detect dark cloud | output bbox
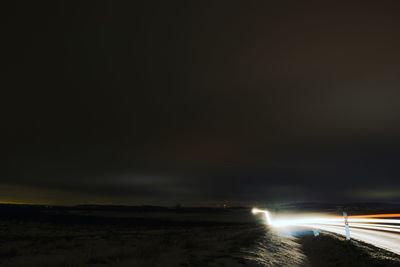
[2,1,400,205]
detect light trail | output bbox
[350,213,400,218]
[251,208,400,255]
[251,207,272,224]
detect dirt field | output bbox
[0,205,399,266]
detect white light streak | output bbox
[251,208,400,255]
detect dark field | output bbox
[0,205,399,266]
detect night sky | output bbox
[2,1,400,205]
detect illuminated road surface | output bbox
[306,224,400,255]
[252,208,400,255]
